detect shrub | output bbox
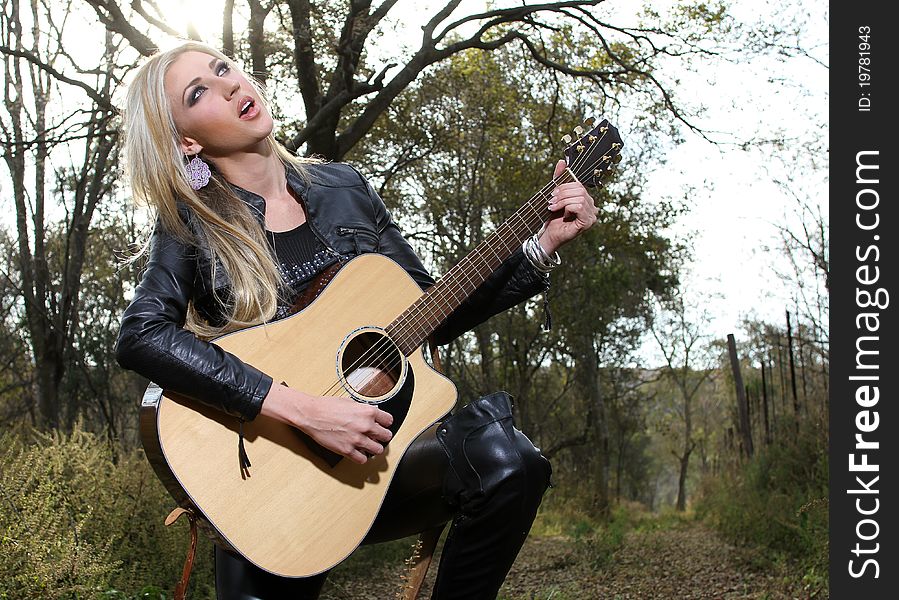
[0,425,215,599]
[694,422,828,594]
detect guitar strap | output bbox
[288,259,344,315]
[165,506,198,600]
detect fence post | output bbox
[727,334,754,457]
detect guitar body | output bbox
[140,254,457,577]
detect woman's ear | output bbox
[180,136,203,156]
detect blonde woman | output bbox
[116,42,597,599]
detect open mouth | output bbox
[239,97,256,118]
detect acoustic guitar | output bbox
[140,118,623,577]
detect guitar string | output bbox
[315,128,619,400]
[392,124,618,348]
[314,173,569,398]
[379,127,614,348]
[314,179,561,399]
[388,127,615,354]
[395,124,614,346]
[324,130,619,400]
[315,177,564,399]
[316,130,619,401]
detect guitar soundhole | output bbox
[340,330,405,403]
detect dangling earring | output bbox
[186,154,211,190]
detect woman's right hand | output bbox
[260,383,394,465]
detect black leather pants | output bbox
[215,391,552,600]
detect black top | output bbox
[264,222,335,320]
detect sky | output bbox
[637,0,828,359]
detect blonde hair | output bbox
[123,41,318,339]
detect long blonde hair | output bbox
[123,42,318,339]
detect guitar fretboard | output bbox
[385,169,577,355]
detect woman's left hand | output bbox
[538,160,598,255]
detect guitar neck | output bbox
[386,169,577,355]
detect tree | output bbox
[649,292,716,511]
[1,0,133,429]
[0,230,33,424]
[84,0,725,160]
[59,211,147,444]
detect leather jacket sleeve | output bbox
[114,216,273,421]
[360,171,550,347]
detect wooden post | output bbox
[777,335,787,414]
[767,354,776,442]
[727,334,754,457]
[786,310,801,427]
[795,312,810,411]
[761,362,770,445]
[745,384,754,450]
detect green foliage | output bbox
[694,421,828,595]
[572,502,662,571]
[0,425,215,599]
[633,505,693,533]
[533,497,647,571]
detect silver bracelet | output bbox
[533,234,561,267]
[522,234,561,273]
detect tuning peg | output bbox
[583,116,595,127]
[588,135,597,143]
[574,125,584,135]
[561,134,573,144]
[613,153,622,164]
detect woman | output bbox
[116,42,598,599]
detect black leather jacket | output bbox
[115,162,548,422]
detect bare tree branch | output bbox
[83,0,158,56]
[0,44,115,111]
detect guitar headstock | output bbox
[561,117,623,187]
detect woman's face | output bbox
[164,50,273,158]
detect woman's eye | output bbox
[189,86,206,105]
[187,62,229,106]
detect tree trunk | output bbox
[575,335,609,519]
[675,444,693,511]
[767,356,776,441]
[247,0,272,85]
[745,384,754,449]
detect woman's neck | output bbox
[212,148,288,202]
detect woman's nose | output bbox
[222,78,240,98]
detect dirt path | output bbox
[321,521,817,599]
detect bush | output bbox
[530,497,645,570]
[0,425,215,599]
[694,422,828,594]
